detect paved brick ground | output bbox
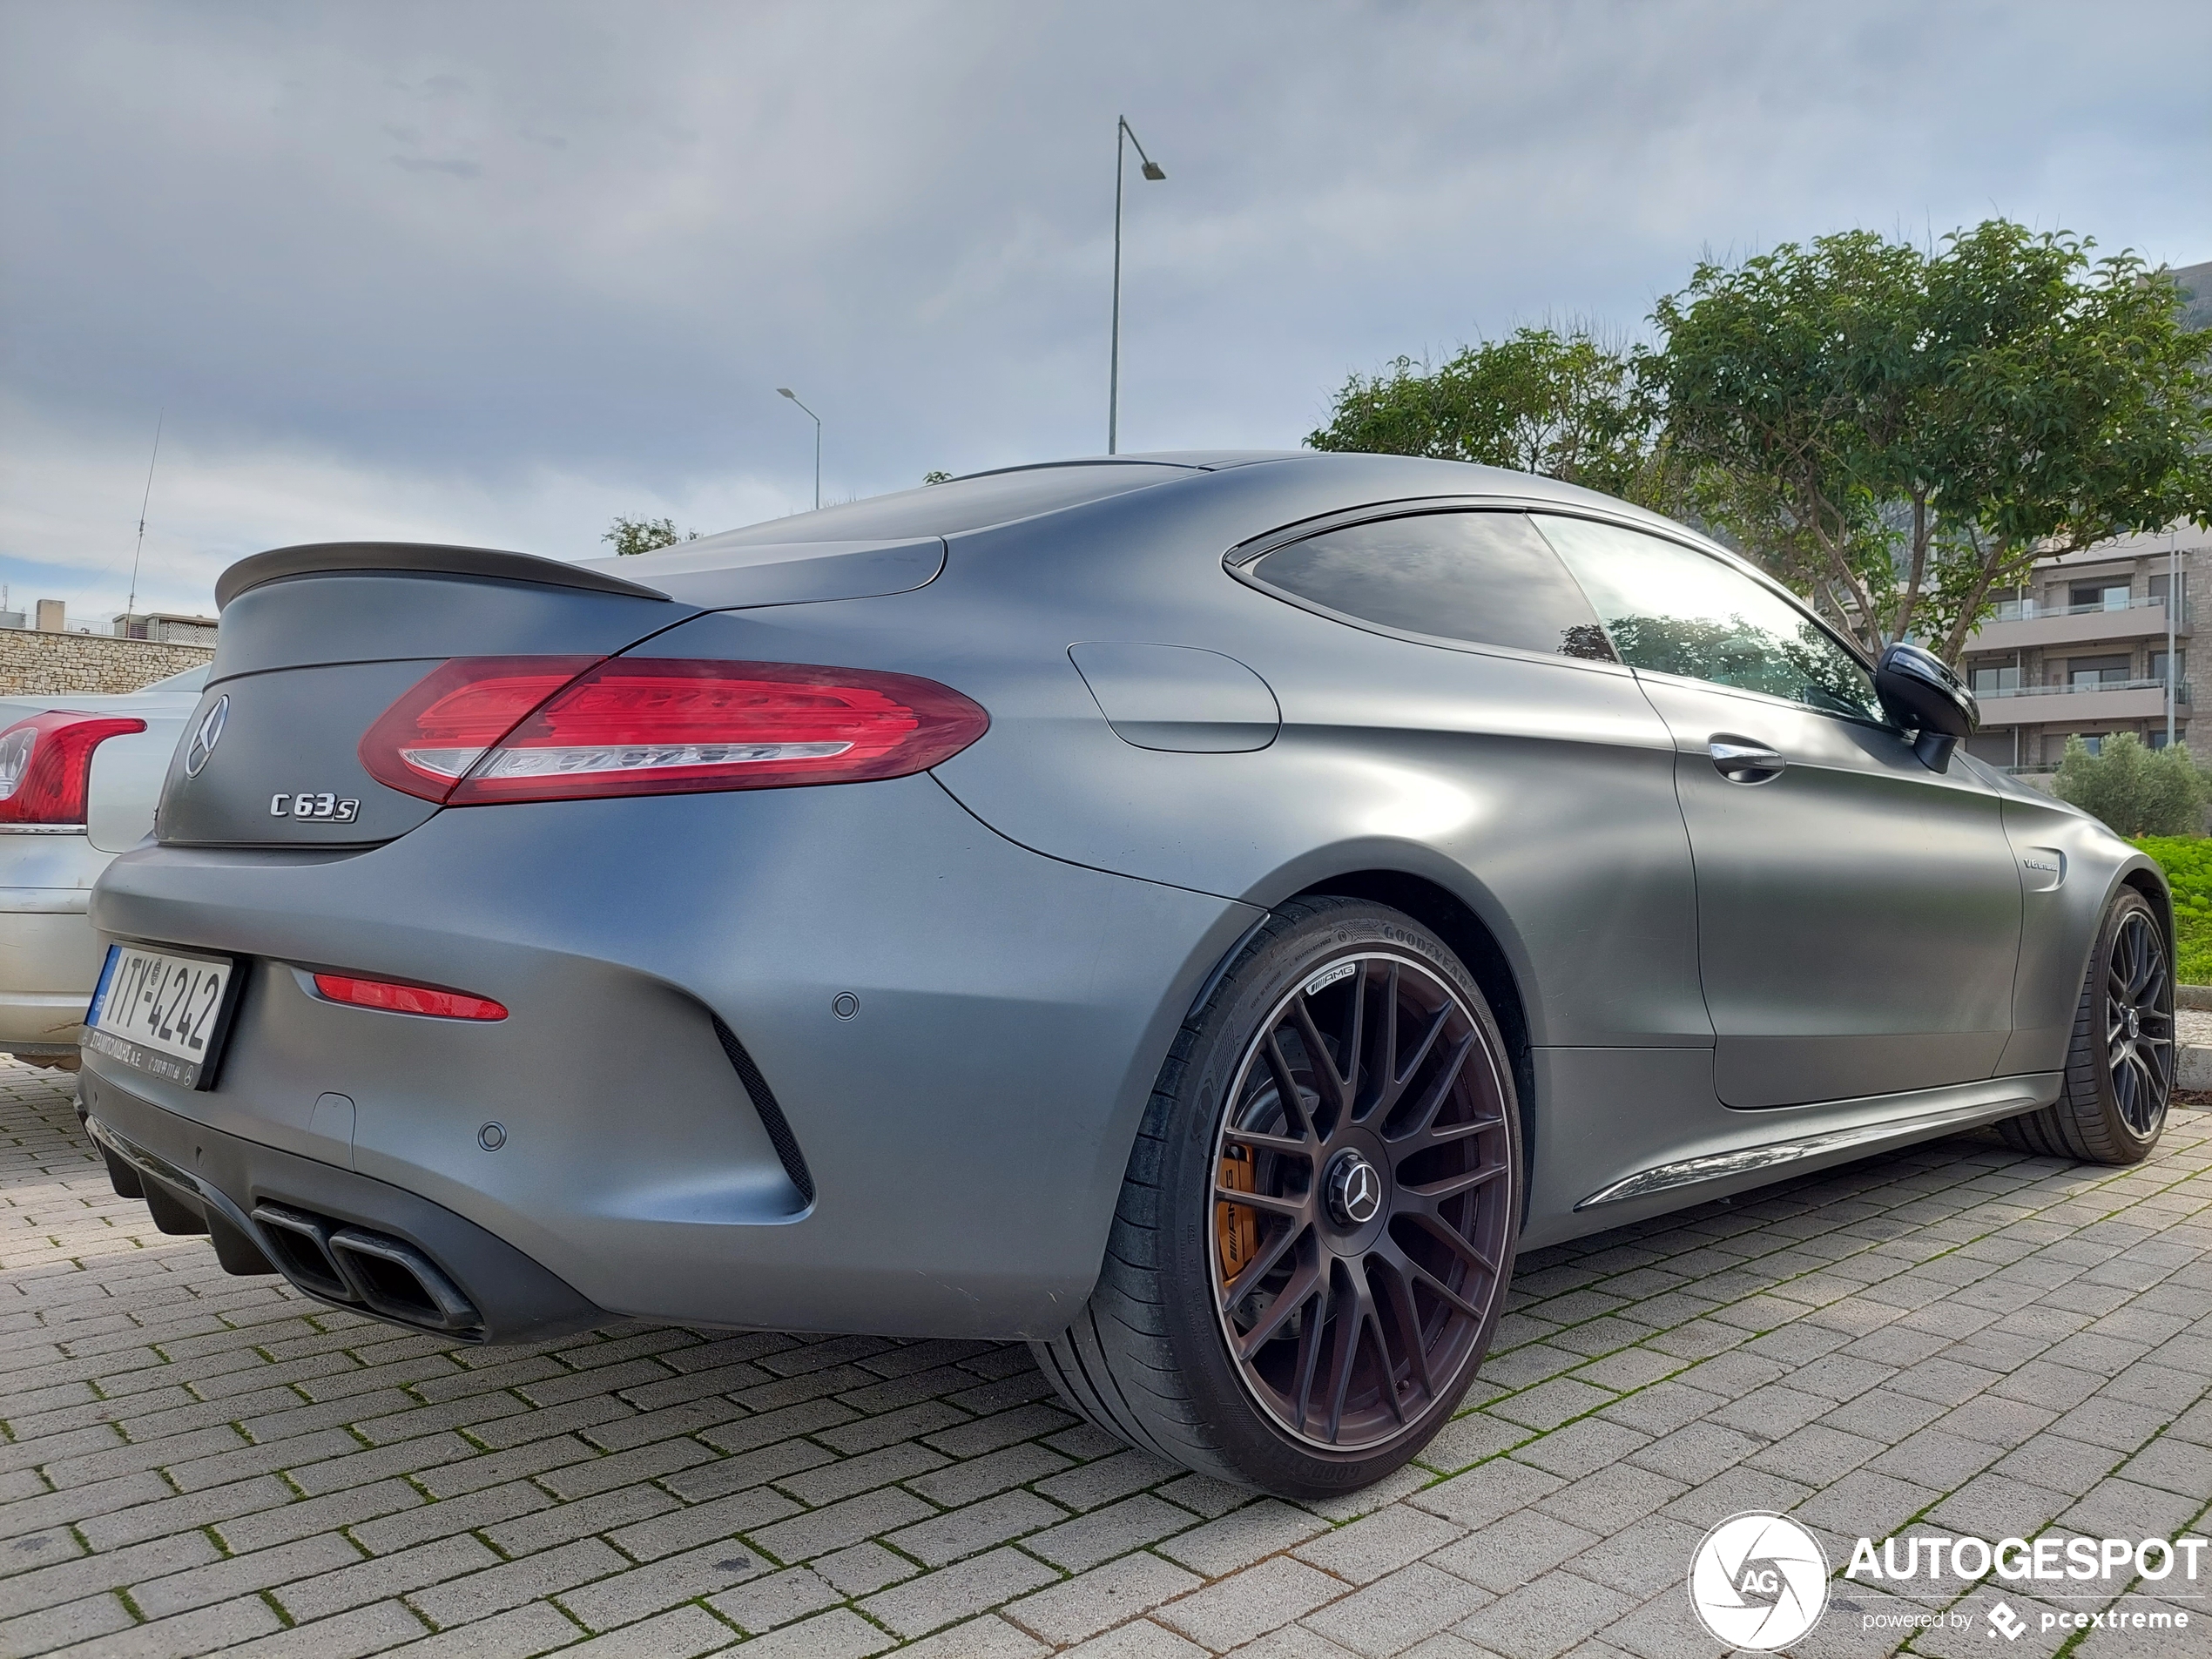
[3,1059,2208,1659]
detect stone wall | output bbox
[0,631,214,697]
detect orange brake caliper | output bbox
[1217,1145,1258,1284]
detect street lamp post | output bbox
[777,387,821,509]
[1108,116,1165,455]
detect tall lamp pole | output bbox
[777,387,821,509]
[1108,116,1165,455]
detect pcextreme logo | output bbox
[1688,1513,1831,1650]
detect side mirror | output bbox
[1876,642,1978,772]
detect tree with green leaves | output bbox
[602,516,698,556]
[1307,327,1657,502]
[2054,733,2209,837]
[1649,223,2212,659]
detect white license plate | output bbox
[84,944,239,1090]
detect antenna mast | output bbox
[125,412,163,631]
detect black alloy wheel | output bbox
[2001,887,2173,1165]
[1211,953,1514,1450]
[2102,907,2173,1136]
[1034,898,1523,1497]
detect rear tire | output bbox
[1034,898,1522,1497]
[2000,887,2172,1165]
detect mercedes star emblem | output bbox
[184,694,229,777]
[1326,1150,1383,1226]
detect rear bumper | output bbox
[0,893,104,1049]
[83,1071,603,1341]
[85,773,1255,1339]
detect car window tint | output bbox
[1252,512,1616,661]
[1532,514,1881,721]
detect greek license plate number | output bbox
[84,945,238,1089]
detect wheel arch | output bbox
[1283,867,1538,1216]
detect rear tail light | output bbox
[361,657,988,806]
[0,712,148,826]
[313,974,508,1021]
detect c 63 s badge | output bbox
[271,792,361,823]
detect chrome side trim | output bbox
[0,826,91,838]
[1575,1086,2048,1210]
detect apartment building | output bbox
[1958,527,2206,771]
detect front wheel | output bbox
[1034,898,1523,1497]
[2000,887,2173,1164]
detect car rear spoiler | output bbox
[215,543,673,610]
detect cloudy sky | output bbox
[2,1,2207,625]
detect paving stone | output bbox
[1155,1498,1332,1576]
[906,1440,1075,1507]
[898,1614,1051,1657]
[549,1602,737,1659]
[885,1488,1068,1567]
[273,1533,499,1623]
[812,1540,921,1596]
[1035,1447,1183,1512]
[379,1599,580,1657]
[604,1481,803,1561]
[721,1608,905,1657]
[405,1535,627,1627]
[1450,1567,1636,1659]
[558,1535,769,1630]
[1293,1503,1467,1585]
[1026,1493,1203,1574]
[708,1563,843,1633]
[221,1600,433,1659]
[1300,1559,1491,1657]
[1408,1458,1567,1531]
[860,1544,1062,1637]
[745,1484,938,1564]
[1153,1554,1348,1650]
[1003,1548,1204,1646]
[1429,1511,1600,1595]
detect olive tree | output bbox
[1307,326,1657,502]
[2054,734,2210,838]
[1649,223,2212,660]
[602,516,697,556]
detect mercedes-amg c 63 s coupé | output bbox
[78,452,2174,1496]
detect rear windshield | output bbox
[709,463,1195,546]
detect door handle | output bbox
[1710,738,1785,784]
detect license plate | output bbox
[84,944,242,1090]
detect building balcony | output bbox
[1966,595,2186,653]
[1974,678,2188,728]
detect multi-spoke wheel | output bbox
[2001,887,2172,1165]
[1034,898,1522,1496]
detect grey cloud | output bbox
[1,0,2207,601]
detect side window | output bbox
[1250,512,1616,662]
[1532,515,1883,722]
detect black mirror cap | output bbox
[1876,642,1978,739]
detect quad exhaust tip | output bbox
[89,1116,483,1338]
[249,1202,482,1334]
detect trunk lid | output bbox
[159,546,690,847]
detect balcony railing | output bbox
[1988,594,2183,623]
[1974,677,2189,703]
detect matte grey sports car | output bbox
[80,452,2174,1497]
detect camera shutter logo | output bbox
[184,695,228,777]
[1688,1512,1830,1650]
